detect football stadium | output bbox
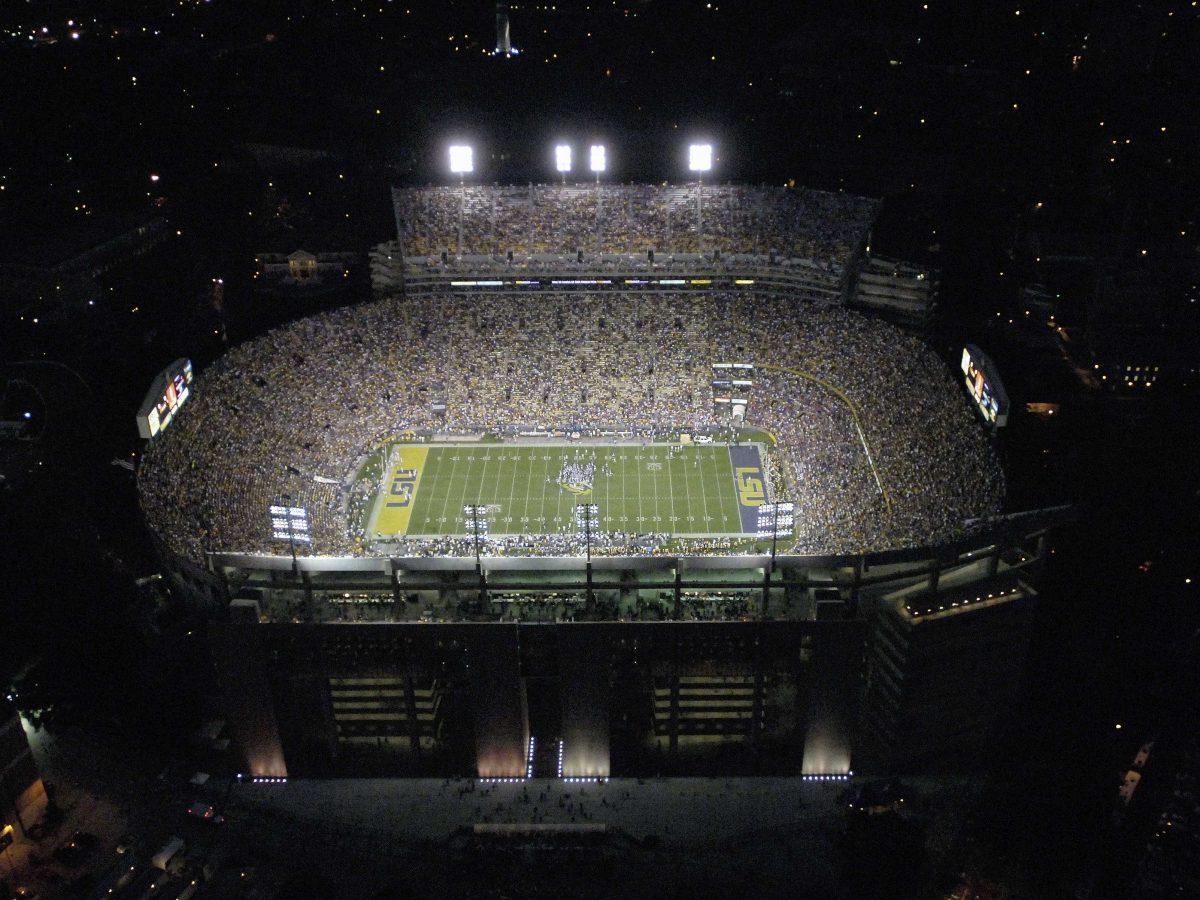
[138,171,1066,781]
[139,180,1003,563]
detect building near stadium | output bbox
[138,181,1067,781]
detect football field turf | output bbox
[367,443,764,539]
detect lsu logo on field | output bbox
[391,475,420,504]
[374,446,429,537]
[557,460,595,496]
[385,467,419,508]
[734,466,765,507]
[386,478,414,508]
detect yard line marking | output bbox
[635,444,643,531]
[685,448,696,530]
[477,448,492,524]
[504,444,521,534]
[665,445,677,536]
[520,447,534,525]
[535,448,550,534]
[455,449,475,538]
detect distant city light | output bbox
[688,143,713,172]
[448,144,474,174]
[149,173,160,182]
[589,144,606,173]
[555,144,572,173]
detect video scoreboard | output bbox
[961,345,1009,428]
[136,358,194,439]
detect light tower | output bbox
[757,501,794,615]
[575,503,601,611]
[448,144,474,256]
[688,143,713,255]
[555,144,572,185]
[590,144,606,252]
[464,504,490,608]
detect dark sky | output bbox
[2,1,1196,195]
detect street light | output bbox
[688,143,713,254]
[555,144,572,184]
[448,144,474,255]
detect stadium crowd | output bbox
[391,184,877,271]
[139,287,1004,562]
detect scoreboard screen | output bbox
[960,345,1009,427]
[137,358,194,439]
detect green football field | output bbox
[367,443,763,539]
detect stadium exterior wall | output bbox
[212,619,870,780]
[189,508,1071,779]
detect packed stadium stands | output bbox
[138,290,1004,562]
[391,184,878,268]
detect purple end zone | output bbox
[727,443,766,533]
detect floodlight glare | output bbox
[555,144,572,173]
[688,143,713,172]
[589,144,606,173]
[448,144,474,174]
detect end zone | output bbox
[369,445,430,537]
[728,444,766,532]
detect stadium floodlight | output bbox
[756,502,795,539]
[757,500,793,613]
[270,504,312,543]
[448,145,474,255]
[271,498,310,575]
[448,144,474,174]
[463,504,490,607]
[574,504,601,532]
[555,144,572,173]
[575,503,601,603]
[590,145,607,250]
[688,143,713,172]
[688,143,713,254]
[463,504,490,532]
[589,144,606,173]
